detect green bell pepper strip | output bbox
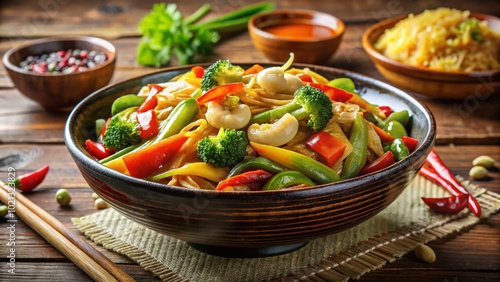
[383,120,408,139]
[227,157,288,178]
[340,114,368,179]
[327,77,356,93]
[148,162,228,183]
[390,138,410,161]
[250,141,341,184]
[262,171,315,191]
[111,94,146,117]
[385,110,410,127]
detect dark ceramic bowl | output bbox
[65,64,435,257]
[2,36,116,111]
[362,13,500,99]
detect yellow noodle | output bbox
[375,7,500,71]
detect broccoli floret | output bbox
[251,85,333,132]
[201,59,244,91]
[197,128,249,167]
[102,109,142,151]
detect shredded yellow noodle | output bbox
[375,7,500,71]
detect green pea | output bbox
[0,205,8,218]
[384,120,408,139]
[55,189,72,207]
[390,138,410,161]
[385,110,410,127]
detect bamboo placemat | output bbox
[73,175,500,282]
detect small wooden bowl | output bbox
[65,63,435,258]
[248,9,345,64]
[362,14,500,100]
[2,36,116,111]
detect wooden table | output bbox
[0,0,499,281]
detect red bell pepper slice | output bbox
[191,66,205,78]
[122,133,188,178]
[421,194,468,214]
[297,73,314,82]
[13,165,50,192]
[307,82,353,102]
[196,82,244,105]
[243,64,264,75]
[420,150,481,217]
[370,123,395,144]
[359,151,395,176]
[305,131,346,167]
[402,136,419,152]
[215,169,273,191]
[137,84,162,113]
[136,109,159,140]
[100,117,111,140]
[378,105,393,117]
[85,139,115,160]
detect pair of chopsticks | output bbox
[0,181,135,282]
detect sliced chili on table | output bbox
[421,194,469,214]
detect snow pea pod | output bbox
[340,114,368,179]
[262,171,315,191]
[383,120,408,139]
[111,94,146,116]
[385,110,410,127]
[390,138,410,161]
[227,157,288,178]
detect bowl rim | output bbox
[2,35,117,77]
[361,13,500,80]
[65,63,436,199]
[248,8,345,43]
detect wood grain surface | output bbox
[0,0,499,281]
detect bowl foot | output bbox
[187,241,309,258]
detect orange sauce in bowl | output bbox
[262,23,336,40]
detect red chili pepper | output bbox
[359,151,395,176]
[307,82,353,102]
[401,136,419,152]
[122,133,188,178]
[243,64,264,75]
[421,194,469,214]
[370,123,395,144]
[13,165,50,192]
[419,150,481,217]
[191,66,205,78]
[196,82,244,105]
[85,139,115,160]
[137,84,162,113]
[136,109,159,140]
[378,105,393,117]
[215,169,273,191]
[306,131,346,167]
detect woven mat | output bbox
[73,175,500,282]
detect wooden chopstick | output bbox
[0,181,135,282]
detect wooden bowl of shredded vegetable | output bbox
[65,60,435,257]
[362,8,500,99]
